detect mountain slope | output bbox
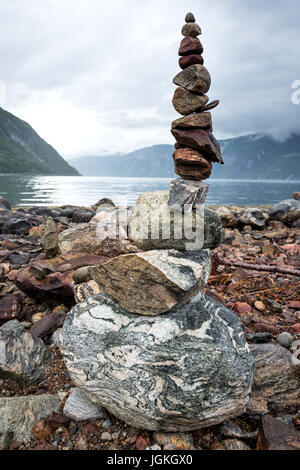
[0,107,79,175]
[69,134,300,180]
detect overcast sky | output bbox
[1,0,300,158]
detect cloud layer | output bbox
[1,0,300,157]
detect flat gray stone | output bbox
[0,320,52,385]
[63,387,108,422]
[60,291,254,432]
[0,394,59,448]
[169,179,209,209]
[128,191,224,251]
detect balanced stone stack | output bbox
[170,12,223,208]
[60,14,254,433]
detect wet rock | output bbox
[0,394,59,449]
[268,199,300,223]
[90,249,211,315]
[222,439,251,450]
[63,388,108,422]
[61,291,254,432]
[179,54,204,69]
[181,22,202,37]
[277,332,293,349]
[43,218,59,259]
[239,208,269,229]
[172,112,212,131]
[129,191,224,251]
[169,178,209,209]
[173,148,212,180]
[179,36,203,56]
[172,87,209,115]
[0,292,25,325]
[247,344,300,415]
[173,65,211,94]
[215,207,238,228]
[0,320,51,384]
[257,415,300,450]
[171,128,223,164]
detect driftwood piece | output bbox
[214,254,300,277]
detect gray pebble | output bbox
[277,332,293,349]
[102,419,113,430]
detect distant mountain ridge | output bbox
[69,133,300,180]
[0,107,79,175]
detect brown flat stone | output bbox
[172,112,212,131]
[179,54,204,69]
[173,148,212,180]
[179,37,203,56]
[202,100,220,112]
[171,128,223,164]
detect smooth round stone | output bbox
[179,54,204,69]
[185,12,196,23]
[182,23,202,37]
[60,291,255,431]
[179,37,203,57]
[277,333,293,349]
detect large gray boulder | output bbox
[90,249,211,315]
[128,191,224,251]
[268,199,300,223]
[60,292,254,432]
[0,320,51,385]
[0,394,59,449]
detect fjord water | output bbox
[0,174,299,207]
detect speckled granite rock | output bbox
[128,191,224,251]
[60,292,254,431]
[0,394,59,448]
[0,320,51,385]
[89,249,211,315]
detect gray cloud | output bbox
[0,0,299,157]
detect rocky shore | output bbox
[0,192,299,451]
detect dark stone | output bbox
[185,12,196,23]
[3,219,32,236]
[0,293,25,325]
[179,54,204,69]
[72,209,95,224]
[8,252,30,265]
[171,128,223,164]
[0,197,11,212]
[202,100,220,112]
[246,333,273,344]
[30,312,67,339]
[257,415,300,450]
[179,37,203,56]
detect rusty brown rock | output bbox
[179,54,204,69]
[257,415,300,450]
[173,65,211,93]
[172,88,209,116]
[30,311,67,339]
[0,292,25,325]
[173,149,212,180]
[171,128,223,164]
[172,112,212,131]
[202,100,220,112]
[179,37,203,56]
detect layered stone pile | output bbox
[60,13,255,432]
[170,12,223,207]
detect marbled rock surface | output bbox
[128,191,224,251]
[90,249,211,315]
[0,394,59,448]
[60,292,254,431]
[0,320,51,384]
[247,344,300,415]
[169,179,209,209]
[173,65,211,94]
[172,112,212,131]
[172,87,209,116]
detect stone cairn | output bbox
[60,14,254,432]
[169,12,223,209]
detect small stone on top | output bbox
[185,12,196,23]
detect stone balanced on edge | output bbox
[60,13,254,432]
[169,12,223,208]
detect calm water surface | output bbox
[0,175,299,207]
